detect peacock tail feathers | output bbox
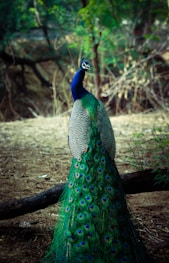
[42,59,150,263]
[42,121,139,263]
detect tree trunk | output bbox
[92,42,102,100]
[80,0,102,100]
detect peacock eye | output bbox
[85,224,89,229]
[80,164,85,170]
[75,172,80,178]
[79,199,85,206]
[96,141,101,146]
[89,185,95,192]
[83,185,87,190]
[85,195,92,202]
[80,172,84,178]
[75,187,81,194]
[75,243,80,249]
[68,197,73,203]
[101,156,105,163]
[120,256,128,262]
[86,255,92,260]
[101,196,109,204]
[104,234,111,243]
[68,182,73,188]
[77,213,84,220]
[65,206,70,213]
[74,162,80,169]
[97,167,103,174]
[89,204,94,210]
[110,248,116,254]
[107,186,113,193]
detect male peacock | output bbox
[42,59,150,263]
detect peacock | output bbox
[42,58,150,263]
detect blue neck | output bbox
[71,69,89,101]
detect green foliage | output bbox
[76,0,168,59]
[0,0,168,120]
[126,126,169,184]
[0,1,36,49]
[0,0,81,51]
[79,0,119,30]
[77,0,121,58]
[154,168,169,185]
[0,0,168,57]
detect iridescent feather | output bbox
[42,59,150,263]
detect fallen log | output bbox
[0,169,168,220]
[121,168,169,194]
[0,183,65,221]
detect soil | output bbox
[0,110,169,263]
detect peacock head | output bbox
[80,58,90,71]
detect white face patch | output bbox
[81,61,90,70]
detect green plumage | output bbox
[42,61,150,263]
[42,97,146,263]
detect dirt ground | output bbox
[0,110,169,263]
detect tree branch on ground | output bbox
[0,169,168,220]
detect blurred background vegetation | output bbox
[0,0,169,121]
